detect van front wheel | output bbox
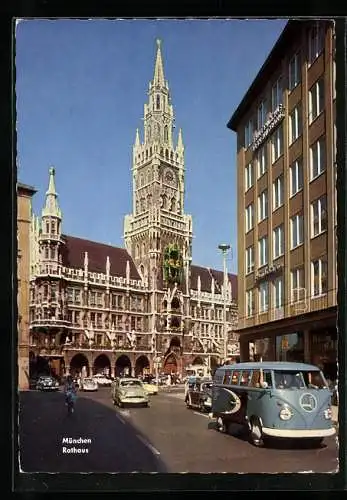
[250,418,264,447]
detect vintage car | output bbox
[111,377,149,407]
[93,374,112,387]
[80,377,98,392]
[36,375,60,391]
[185,377,213,412]
[142,376,159,395]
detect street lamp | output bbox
[218,244,231,364]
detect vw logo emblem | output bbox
[300,393,317,412]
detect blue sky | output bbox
[16,18,287,273]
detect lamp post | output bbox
[218,244,231,364]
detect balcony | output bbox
[30,318,71,329]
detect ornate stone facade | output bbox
[29,40,238,379]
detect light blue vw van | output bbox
[211,361,336,447]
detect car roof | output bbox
[217,362,320,371]
[120,378,141,382]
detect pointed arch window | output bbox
[156,95,160,110]
[51,220,56,235]
[135,244,140,258]
[164,125,168,142]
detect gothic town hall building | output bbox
[28,40,238,379]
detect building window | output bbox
[258,236,268,267]
[257,145,267,178]
[273,175,284,210]
[244,119,253,148]
[310,136,326,179]
[308,24,325,65]
[259,282,269,313]
[290,157,303,196]
[290,213,304,249]
[90,291,96,306]
[156,94,160,110]
[289,53,301,91]
[245,246,254,274]
[311,257,328,296]
[44,247,49,259]
[257,100,267,129]
[164,125,168,141]
[273,277,284,308]
[309,79,325,124]
[271,125,283,163]
[272,76,283,111]
[246,290,254,317]
[245,162,254,191]
[51,221,56,235]
[273,225,284,259]
[245,203,254,232]
[289,104,302,144]
[291,267,305,302]
[311,196,327,237]
[258,190,268,222]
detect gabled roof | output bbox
[191,264,238,300]
[61,235,141,280]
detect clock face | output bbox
[164,168,176,185]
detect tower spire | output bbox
[153,38,165,86]
[177,128,184,153]
[42,166,61,218]
[135,128,140,147]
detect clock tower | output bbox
[124,39,193,294]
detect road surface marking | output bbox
[115,413,126,425]
[136,434,161,455]
[193,411,210,418]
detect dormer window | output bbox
[156,95,160,110]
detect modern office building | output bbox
[227,20,337,379]
[18,182,37,389]
[28,40,238,380]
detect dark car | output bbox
[185,377,213,412]
[36,375,60,391]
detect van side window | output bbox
[264,370,273,388]
[240,370,251,386]
[223,370,232,384]
[250,370,261,387]
[231,371,240,385]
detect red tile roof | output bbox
[61,235,141,280]
[191,265,238,300]
[60,235,238,300]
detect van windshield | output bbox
[274,370,328,390]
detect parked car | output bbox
[111,377,149,407]
[80,377,98,392]
[36,375,60,391]
[185,377,212,412]
[142,376,158,395]
[93,374,112,387]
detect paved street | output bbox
[19,387,339,473]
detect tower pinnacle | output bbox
[42,166,62,218]
[153,38,165,86]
